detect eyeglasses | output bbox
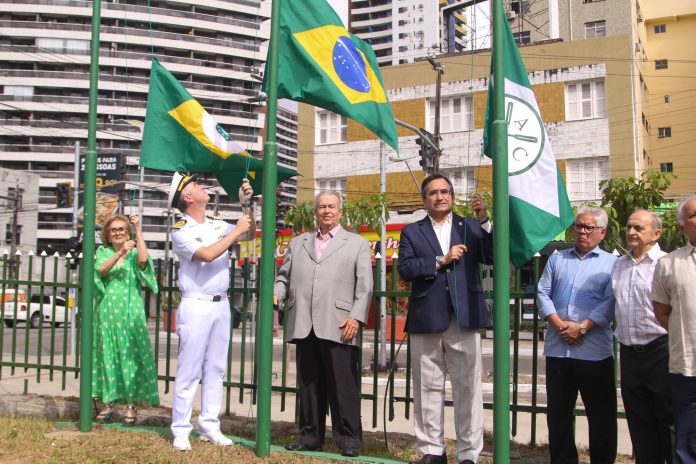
[573,223,602,233]
[108,227,128,235]
[426,188,453,198]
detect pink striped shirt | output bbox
[315,225,342,260]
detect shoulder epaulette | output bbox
[172,219,187,230]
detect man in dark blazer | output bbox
[398,174,493,464]
[274,190,373,457]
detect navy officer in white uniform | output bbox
[168,172,255,451]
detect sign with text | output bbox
[77,153,122,227]
[238,225,406,264]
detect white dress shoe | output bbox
[199,430,233,447]
[173,435,192,451]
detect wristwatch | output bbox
[579,321,587,335]
[436,255,444,267]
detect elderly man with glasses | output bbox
[537,205,618,464]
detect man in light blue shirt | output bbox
[537,206,617,464]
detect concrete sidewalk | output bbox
[0,347,635,461]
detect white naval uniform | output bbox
[170,214,235,438]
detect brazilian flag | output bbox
[141,58,296,196]
[264,0,399,151]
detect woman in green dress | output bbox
[93,214,160,425]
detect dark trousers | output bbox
[620,336,673,464]
[669,373,696,464]
[295,330,362,451]
[546,356,617,464]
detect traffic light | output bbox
[416,130,435,172]
[55,182,73,208]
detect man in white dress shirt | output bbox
[653,195,696,463]
[611,209,672,463]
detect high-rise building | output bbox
[0,0,275,258]
[348,0,470,65]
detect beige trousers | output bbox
[410,316,483,462]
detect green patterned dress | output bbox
[92,245,160,406]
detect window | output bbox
[664,95,670,103]
[565,80,606,120]
[658,127,671,138]
[5,224,22,246]
[566,158,608,201]
[654,24,666,34]
[655,59,668,70]
[3,85,34,98]
[316,111,347,144]
[510,0,530,14]
[445,169,476,196]
[428,96,473,133]
[316,178,346,195]
[642,113,649,132]
[36,37,89,52]
[660,162,673,172]
[513,31,531,45]
[585,20,606,38]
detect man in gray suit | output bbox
[273,190,373,457]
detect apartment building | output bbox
[296,33,639,214]
[348,0,469,65]
[637,0,696,198]
[0,0,282,258]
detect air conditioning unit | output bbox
[506,11,517,20]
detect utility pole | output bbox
[8,182,22,279]
[73,141,80,239]
[427,56,444,173]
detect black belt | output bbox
[181,292,227,302]
[621,335,668,353]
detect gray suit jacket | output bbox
[274,227,373,346]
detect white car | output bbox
[1,289,29,328]
[29,294,70,328]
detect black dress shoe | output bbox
[409,454,448,464]
[285,443,322,452]
[341,448,360,457]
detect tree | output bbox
[452,191,493,218]
[599,171,679,252]
[283,193,388,236]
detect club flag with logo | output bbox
[482,20,573,267]
[264,0,398,151]
[141,58,296,196]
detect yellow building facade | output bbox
[638,0,696,198]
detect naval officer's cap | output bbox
[168,172,198,209]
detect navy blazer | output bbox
[397,213,493,333]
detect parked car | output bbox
[29,294,69,328]
[1,289,29,328]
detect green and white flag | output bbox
[141,58,296,196]
[482,20,573,267]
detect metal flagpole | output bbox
[491,0,511,460]
[79,0,102,432]
[255,0,281,456]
